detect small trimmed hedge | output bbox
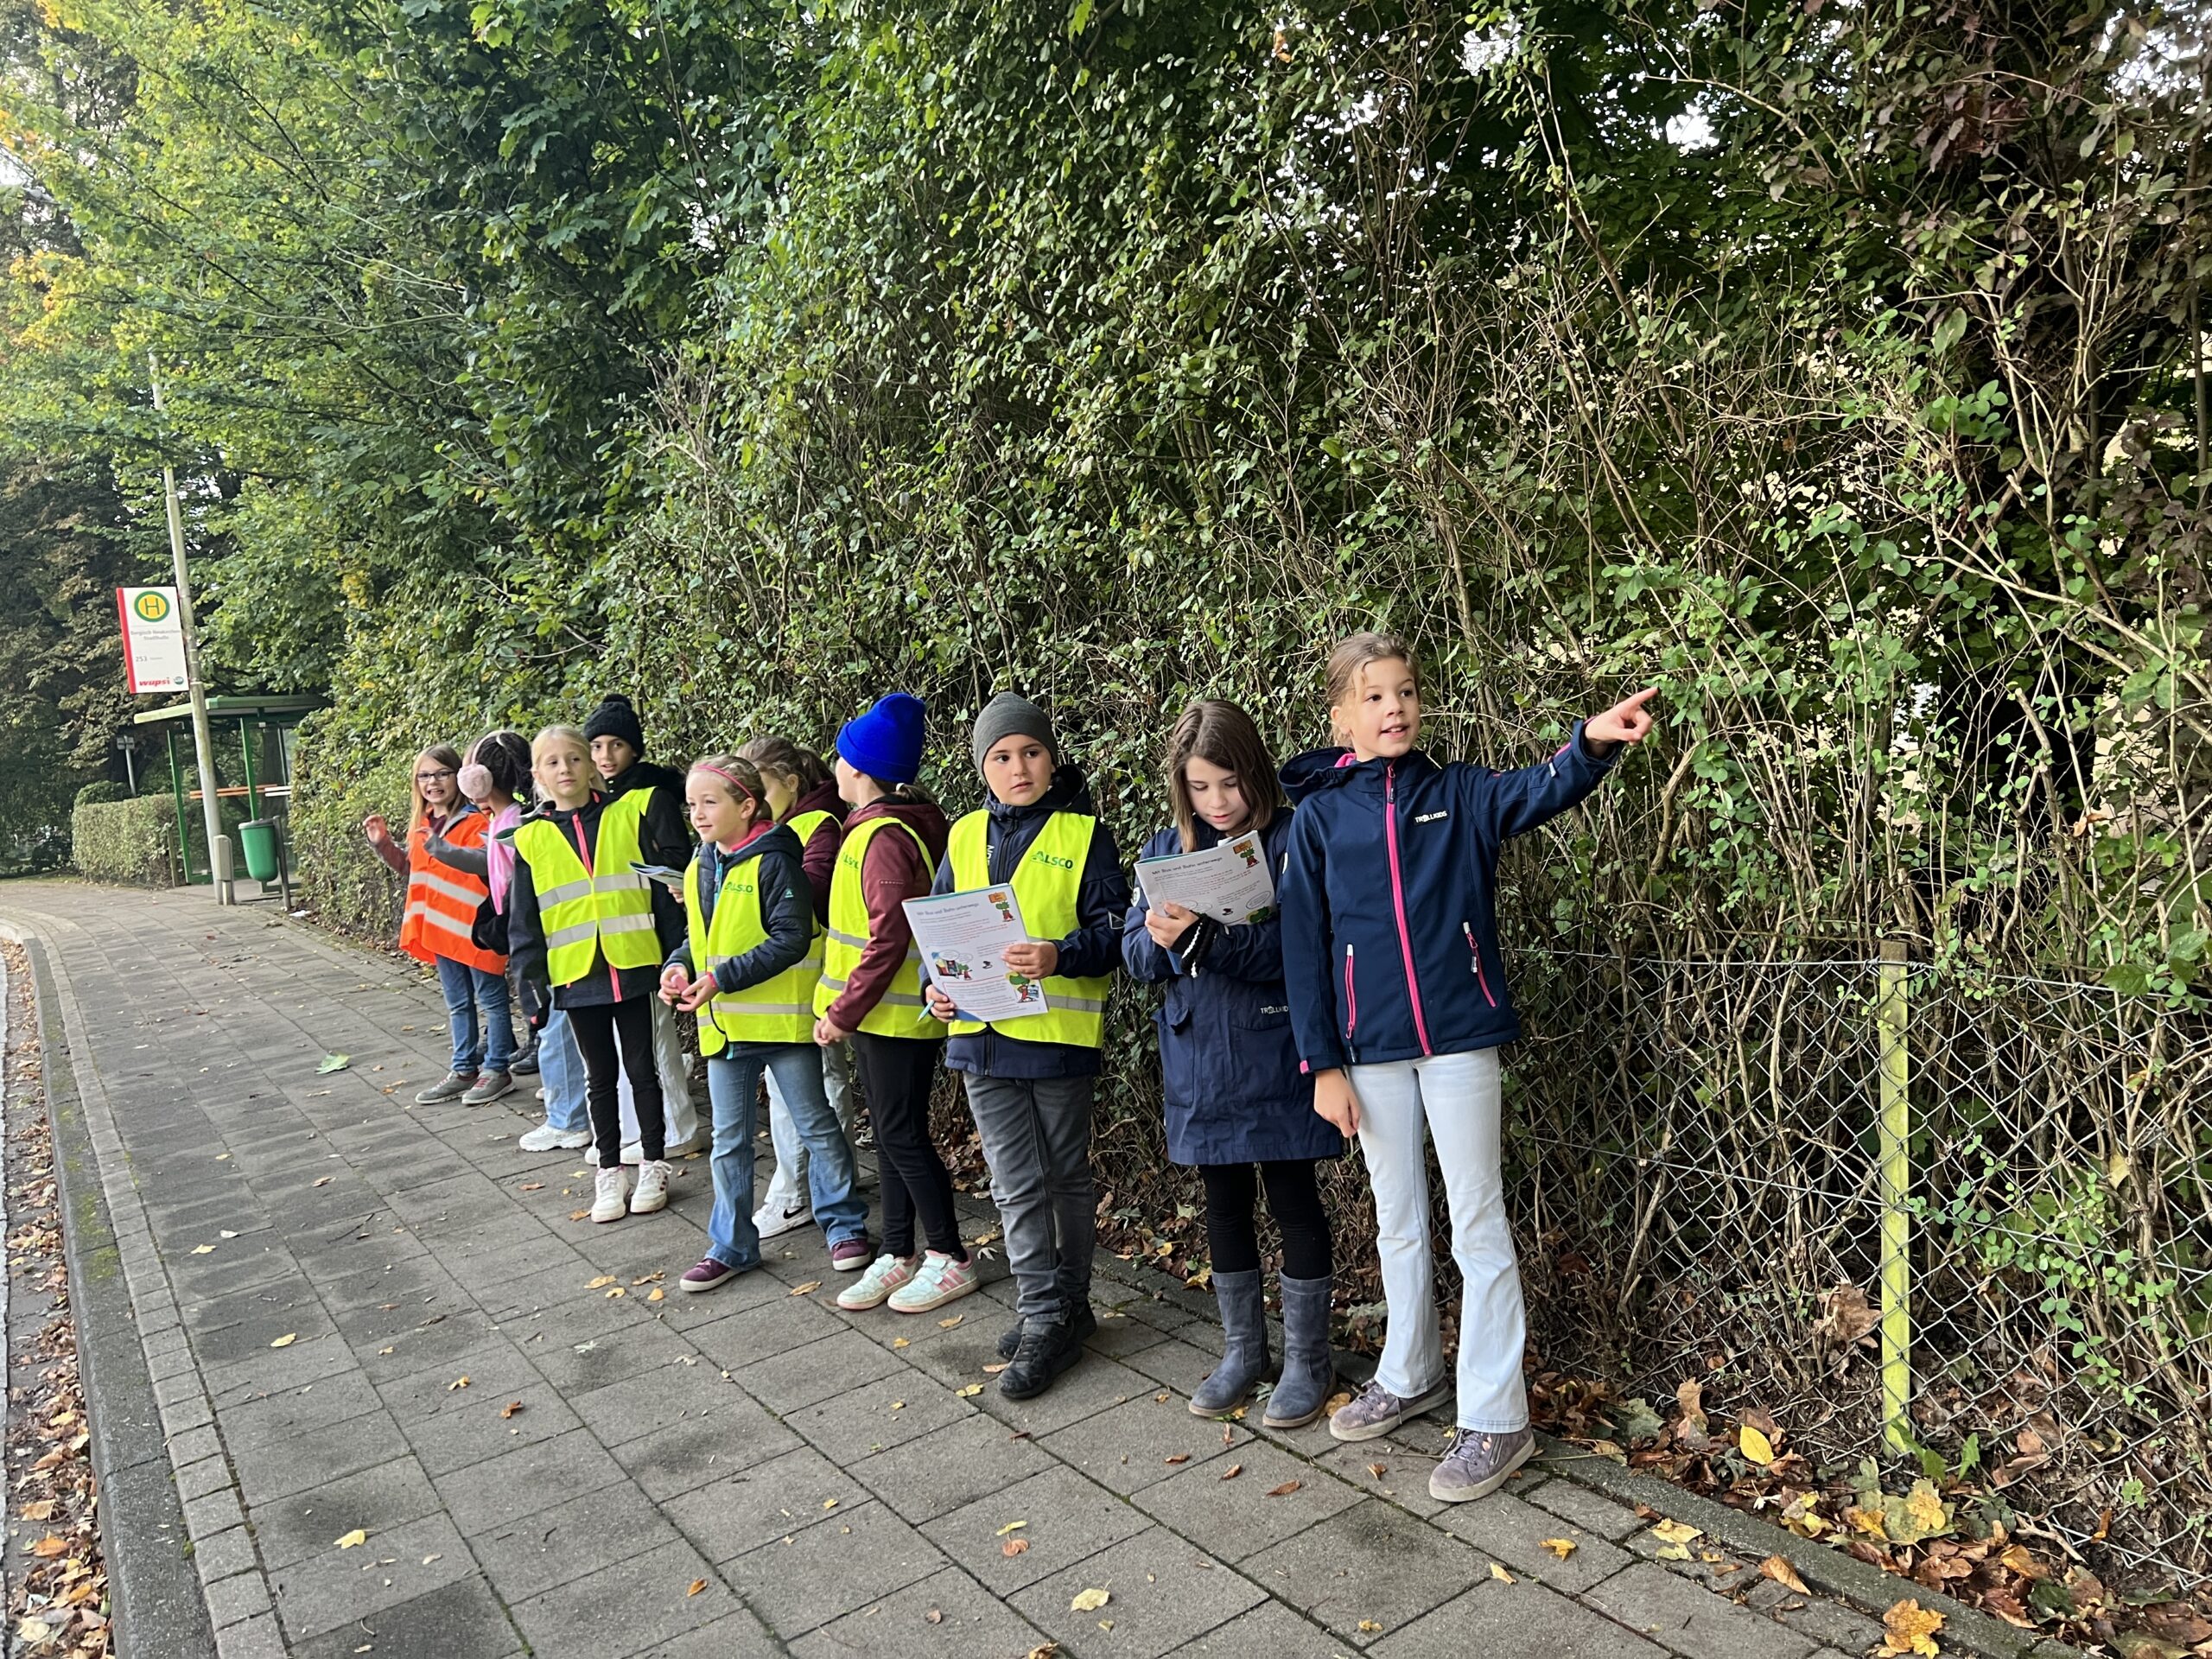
[71,795,181,887]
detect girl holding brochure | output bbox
[923,693,1129,1401]
[1122,700,1344,1426]
[1278,632,1655,1501]
[661,753,870,1290]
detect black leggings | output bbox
[567,997,664,1168]
[850,1033,966,1262]
[1199,1160,1332,1281]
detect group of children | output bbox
[369,639,1656,1504]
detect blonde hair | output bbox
[688,753,766,816]
[1165,701,1284,852]
[531,724,590,766]
[1325,632,1420,709]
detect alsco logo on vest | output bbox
[1030,850,1076,870]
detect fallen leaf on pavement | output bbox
[687,1579,708,1597]
[995,1521,1028,1535]
[20,1501,54,1522]
[335,1529,367,1548]
[892,1338,910,1349]
[587,1275,616,1289]
[957,1383,983,1397]
[1760,1556,1809,1594]
[1164,1453,1190,1465]
[519,1183,543,1192]
[1219,1464,1243,1481]
[30,1536,67,1558]
[790,1281,822,1297]
[1878,1599,1945,1656]
[938,1315,963,1329]
[317,1054,350,1074]
[1357,1619,1382,1633]
[312,1176,333,1187]
[1266,1480,1302,1497]
[1541,1538,1578,1560]
[192,1244,215,1255]
[499,1401,524,1419]
[1491,1562,1516,1583]
[1739,1424,1776,1465]
[269,1333,297,1348]
[1002,1538,1031,1557]
[983,1362,1009,1374]
[1649,1519,1701,1546]
[448,1376,470,1390]
[1069,1588,1109,1612]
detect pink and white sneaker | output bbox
[887,1252,978,1314]
[836,1254,916,1310]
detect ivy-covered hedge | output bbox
[70,795,180,887]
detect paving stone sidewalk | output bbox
[2,880,1920,1659]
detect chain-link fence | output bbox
[1508,945,2212,1586]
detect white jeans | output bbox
[1351,1047,1529,1432]
[762,1039,856,1214]
[615,996,700,1154]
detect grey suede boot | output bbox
[1262,1272,1336,1428]
[1189,1269,1270,1416]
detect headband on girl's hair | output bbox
[690,763,757,805]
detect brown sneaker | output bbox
[1427,1426,1535,1502]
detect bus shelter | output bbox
[131,694,326,891]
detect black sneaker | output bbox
[996,1300,1096,1359]
[998,1319,1083,1401]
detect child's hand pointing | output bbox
[1583,687,1659,757]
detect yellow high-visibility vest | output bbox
[814,815,938,1038]
[944,810,1109,1048]
[512,794,658,986]
[683,848,823,1051]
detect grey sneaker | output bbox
[1427,1426,1535,1502]
[1327,1376,1451,1443]
[461,1071,514,1105]
[413,1071,474,1104]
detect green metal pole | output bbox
[167,727,194,883]
[239,716,257,813]
[1878,938,1913,1454]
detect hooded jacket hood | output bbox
[986,762,1095,824]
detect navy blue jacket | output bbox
[663,824,815,998]
[931,765,1128,1079]
[1278,728,1616,1071]
[1123,812,1344,1166]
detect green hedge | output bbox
[70,796,181,887]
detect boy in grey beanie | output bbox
[969,692,1058,773]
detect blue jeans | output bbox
[537,1007,588,1133]
[706,1044,867,1270]
[434,955,515,1075]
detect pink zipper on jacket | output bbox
[1383,764,1433,1054]
[1463,921,1498,1007]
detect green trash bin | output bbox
[238,817,284,883]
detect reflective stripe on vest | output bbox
[512,794,660,986]
[399,813,505,974]
[812,815,938,1038]
[684,850,823,1052]
[944,810,1111,1047]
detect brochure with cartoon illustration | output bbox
[901,886,1051,1023]
[1132,831,1276,925]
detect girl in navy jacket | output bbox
[1278,632,1655,1502]
[1123,701,1344,1427]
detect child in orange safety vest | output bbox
[363,743,518,1106]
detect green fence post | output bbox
[167,726,196,883]
[1878,938,1913,1454]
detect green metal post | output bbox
[1877,939,1913,1454]
[239,716,257,815]
[167,726,196,883]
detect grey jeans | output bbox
[962,1073,1096,1325]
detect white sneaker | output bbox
[591,1166,632,1223]
[535,1086,548,1102]
[518,1122,592,1154]
[836,1254,917,1311]
[753,1200,813,1240]
[629,1160,672,1216]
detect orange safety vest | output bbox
[399,810,505,973]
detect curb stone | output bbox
[1527,1431,2051,1659]
[3,923,222,1659]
